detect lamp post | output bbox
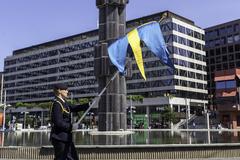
[185,97,189,130]
[164,92,174,129]
[22,112,29,129]
[129,95,136,129]
[2,104,6,131]
[130,95,133,129]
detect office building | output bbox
[0,72,4,104]
[4,11,207,127]
[205,19,240,128]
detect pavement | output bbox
[1,158,240,160]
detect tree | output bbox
[38,102,52,109]
[127,95,144,102]
[161,106,176,128]
[77,98,90,105]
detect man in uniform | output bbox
[50,83,89,160]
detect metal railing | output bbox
[1,144,240,159]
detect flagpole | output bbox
[75,71,119,125]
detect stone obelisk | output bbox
[94,0,129,131]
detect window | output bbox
[186,28,193,36]
[216,56,221,63]
[173,35,178,42]
[210,65,215,71]
[226,80,236,88]
[229,54,234,61]
[196,64,202,70]
[216,64,221,70]
[187,51,194,58]
[190,82,195,88]
[236,53,240,60]
[178,25,185,34]
[234,34,240,42]
[195,54,202,61]
[235,44,240,51]
[180,70,187,77]
[229,62,235,68]
[227,36,234,44]
[165,35,173,43]
[187,40,194,48]
[178,36,186,45]
[220,37,226,45]
[216,48,221,55]
[216,80,236,89]
[222,55,228,61]
[214,38,221,46]
[222,63,228,69]
[195,42,202,50]
[228,46,234,53]
[196,73,203,80]
[194,31,201,39]
[219,27,226,35]
[226,26,233,34]
[188,71,195,78]
[179,48,187,56]
[210,49,215,56]
[234,24,240,32]
[161,22,173,32]
[237,61,240,67]
[172,23,178,31]
[237,115,240,126]
[222,47,227,54]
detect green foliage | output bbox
[22,103,36,109]
[67,99,78,105]
[161,106,176,123]
[15,102,51,109]
[127,95,144,102]
[25,114,33,127]
[15,102,24,108]
[38,102,52,109]
[5,115,11,125]
[78,98,90,105]
[14,97,91,109]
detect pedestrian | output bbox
[192,121,196,129]
[50,83,89,160]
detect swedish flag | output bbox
[108,21,174,80]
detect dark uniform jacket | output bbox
[50,97,89,142]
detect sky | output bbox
[0,0,239,72]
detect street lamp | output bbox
[129,95,136,129]
[130,95,133,129]
[23,112,29,129]
[164,92,174,129]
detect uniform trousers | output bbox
[51,138,79,160]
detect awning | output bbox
[216,90,237,97]
[214,75,235,81]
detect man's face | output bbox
[58,89,68,99]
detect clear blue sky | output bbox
[0,0,239,71]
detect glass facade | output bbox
[205,19,240,96]
[4,11,207,107]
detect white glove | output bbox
[72,123,79,130]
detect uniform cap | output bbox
[53,83,68,90]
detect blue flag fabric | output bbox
[107,21,174,79]
[107,36,128,73]
[138,22,174,68]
